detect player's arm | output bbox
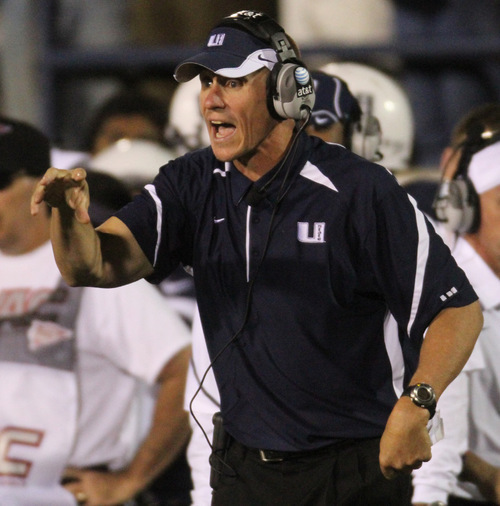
[121,344,192,494]
[459,451,500,503]
[63,345,192,505]
[31,167,153,287]
[379,300,483,479]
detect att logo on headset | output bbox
[295,67,314,100]
[297,85,313,97]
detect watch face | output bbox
[403,383,437,418]
[412,383,436,407]
[416,385,433,402]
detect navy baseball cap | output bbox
[310,71,361,129]
[174,26,278,82]
[0,117,51,190]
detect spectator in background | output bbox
[82,90,170,155]
[412,103,500,505]
[50,89,173,178]
[0,116,192,505]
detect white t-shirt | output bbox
[0,241,191,502]
[412,236,498,503]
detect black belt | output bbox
[235,438,355,463]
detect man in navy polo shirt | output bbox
[32,10,483,506]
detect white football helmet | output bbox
[321,62,415,170]
[168,79,210,154]
[88,138,176,189]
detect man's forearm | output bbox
[379,301,482,479]
[50,207,104,287]
[409,301,483,398]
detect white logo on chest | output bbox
[297,222,326,243]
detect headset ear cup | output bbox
[350,116,382,161]
[267,63,286,121]
[435,179,479,234]
[221,12,316,121]
[268,63,315,121]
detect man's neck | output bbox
[233,119,296,181]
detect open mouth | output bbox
[211,120,235,140]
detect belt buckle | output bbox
[258,449,285,463]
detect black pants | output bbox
[211,437,411,506]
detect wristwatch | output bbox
[401,383,437,419]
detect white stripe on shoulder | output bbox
[300,161,338,192]
[406,194,430,336]
[145,184,163,266]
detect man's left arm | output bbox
[379,301,483,479]
[63,345,192,505]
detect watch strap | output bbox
[402,383,437,419]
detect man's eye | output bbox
[200,75,213,87]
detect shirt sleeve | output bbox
[361,175,478,342]
[115,155,203,284]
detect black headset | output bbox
[216,10,316,121]
[433,124,500,234]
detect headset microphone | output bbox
[242,106,311,208]
[244,185,267,206]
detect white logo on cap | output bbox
[208,33,225,47]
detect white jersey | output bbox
[412,236,498,503]
[0,241,191,503]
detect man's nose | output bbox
[203,83,225,109]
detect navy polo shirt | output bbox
[116,133,477,451]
